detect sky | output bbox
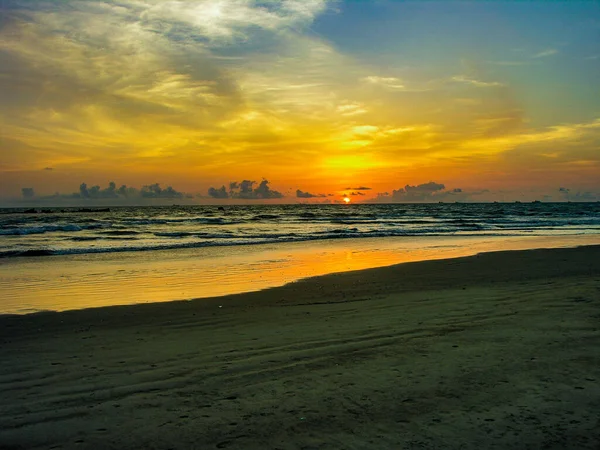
[1,0,599,204]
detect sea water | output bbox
[1,203,599,258]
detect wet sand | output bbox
[1,245,599,449]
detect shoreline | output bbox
[1,245,599,449]
[1,243,598,325]
[1,234,599,315]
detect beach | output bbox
[2,0,600,447]
[1,245,599,449]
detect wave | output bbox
[69,236,140,242]
[250,214,281,220]
[153,231,236,238]
[0,224,87,235]
[153,231,296,239]
[1,203,599,259]
[98,230,141,236]
[0,230,518,259]
[0,249,57,257]
[121,217,241,225]
[296,212,317,218]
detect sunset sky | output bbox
[1,0,599,204]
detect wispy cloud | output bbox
[459,119,600,154]
[532,48,558,58]
[486,60,532,66]
[0,0,339,174]
[362,76,405,90]
[336,103,368,116]
[451,76,504,88]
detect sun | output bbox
[343,197,351,204]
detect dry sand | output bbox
[1,246,599,449]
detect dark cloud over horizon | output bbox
[392,182,446,201]
[208,185,229,199]
[208,179,283,200]
[140,183,187,199]
[21,187,35,199]
[367,181,481,203]
[558,187,598,201]
[20,181,189,202]
[296,189,326,198]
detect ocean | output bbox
[2,202,599,258]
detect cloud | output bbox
[367,183,483,203]
[362,76,405,89]
[351,125,380,140]
[571,191,598,201]
[236,180,256,198]
[12,181,192,204]
[140,183,185,199]
[208,179,283,199]
[344,186,371,191]
[21,187,35,198]
[79,183,90,199]
[487,60,531,66]
[296,189,325,198]
[392,182,454,202]
[139,0,329,44]
[457,118,600,157]
[0,1,246,158]
[405,181,445,192]
[558,187,598,201]
[117,184,139,198]
[392,182,446,201]
[533,49,558,58]
[451,75,503,88]
[208,185,229,199]
[349,191,365,196]
[76,181,187,200]
[253,179,284,199]
[336,103,367,116]
[0,0,337,174]
[79,181,123,199]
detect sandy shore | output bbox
[1,246,599,449]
